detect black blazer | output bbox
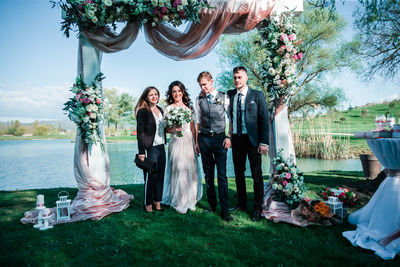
[227,87,269,147]
[136,106,165,154]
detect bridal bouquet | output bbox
[321,187,358,207]
[271,150,307,209]
[165,107,192,137]
[63,73,105,150]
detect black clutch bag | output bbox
[134,154,156,174]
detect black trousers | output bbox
[198,133,229,212]
[144,144,166,206]
[231,134,264,211]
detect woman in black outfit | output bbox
[135,86,166,212]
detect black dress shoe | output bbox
[228,205,247,212]
[203,207,217,213]
[251,210,262,221]
[221,211,233,222]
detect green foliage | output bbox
[14,127,26,136]
[1,175,398,266]
[216,3,354,115]
[352,0,400,80]
[216,31,266,93]
[289,83,347,117]
[104,88,137,136]
[33,125,48,136]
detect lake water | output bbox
[0,140,362,191]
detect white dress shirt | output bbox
[232,86,248,135]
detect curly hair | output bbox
[165,80,192,108]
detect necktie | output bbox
[237,92,242,135]
[206,93,213,104]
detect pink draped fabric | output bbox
[82,0,275,60]
[21,130,133,226]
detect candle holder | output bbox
[39,208,53,230]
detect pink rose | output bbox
[179,10,185,18]
[85,0,92,3]
[173,0,181,7]
[161,6,168,14]
[281,45,286,49]
[288,34,296,41]
[292,54,299,60]
[297,52,303,60]
[280,34,288,42]
[96,98,101,104]
[285,172,292,179]
[83,98,91,104]
[282,180,288,187]
[76,92,82,100]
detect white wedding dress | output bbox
[162,105,203,213]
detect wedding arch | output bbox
[47,0,303,223]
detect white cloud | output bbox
[0,83,72,121]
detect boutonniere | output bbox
[214,97,223,105]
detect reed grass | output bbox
[292,116,351,159]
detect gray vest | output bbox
[198,91,226,134]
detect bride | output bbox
[162,81,203,213]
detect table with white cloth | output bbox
[343,138,400,260]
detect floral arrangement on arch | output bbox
[63,73,105,150]
[51,0,210,37]
[258,11,303,108]
[165,106,192,137]
[321,187,358,207]
[271,150,307,209]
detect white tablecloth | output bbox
[343,138,400,259]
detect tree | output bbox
[116,93,136,134]
[289,83,346,117]
[103,88,120,136]
[216,3,355,114]
[351,0,400,80]
[14,127,26,136]
[33,125,48,136]
[33,120,39,129]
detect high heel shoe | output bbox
[153,201,164,212]
[143,204,153,213]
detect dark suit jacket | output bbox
[227,87,269,148]
[136,106,165,154]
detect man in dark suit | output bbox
[227,66,269,221]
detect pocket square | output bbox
[250,100,256,104]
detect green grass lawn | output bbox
[1,172,398,266]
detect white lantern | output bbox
[56,191,71,222]
[326,196,344,220]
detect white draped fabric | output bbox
[343,138,400,260]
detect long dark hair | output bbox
[135,86,160,116]
[165,81,192,108]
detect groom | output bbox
[195,71,232,222]
[227,66,269,221]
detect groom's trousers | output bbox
[198,133,229,212]
[231,134,264,212]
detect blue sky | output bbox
[0,0,398,123]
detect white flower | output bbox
[92,105,98,112]
[102,0,112,7]
[87,10,95,18]
[83,116,90,123]
[90,113,97,119]
[151,22,156,27]
[151,0,158,6]
[277,184,283,190]
[272,183,278,190]
[182,0,188,5]
[268,68,276,76]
